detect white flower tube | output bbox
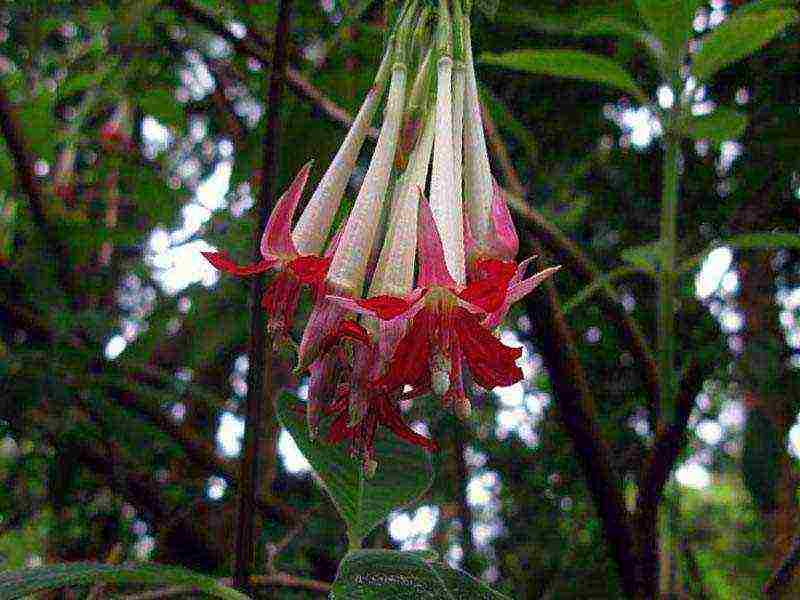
[370,112,435,297]
[429,56,466,285]
[326,62,408,297]
[451,59,466,239]
[291,45,394,256]
[462,21,494,256]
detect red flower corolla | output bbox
[202,162,333,339]
[329,198,536,417]
[463,178,561,329]
[306,319,437,476]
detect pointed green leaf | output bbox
[634,0,703,61]
[480,50,647,102]
[330,550,512,599]
[276,392,434,545]
[0,562,248,600]
[692,8,798,81]
[677,106,748,144]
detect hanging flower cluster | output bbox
[204,0,559,476]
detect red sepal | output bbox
[458,259,517,313]
[202,251,277,276]
[288,255,332,284]
[454,308,523,388]
[357,295,414,320]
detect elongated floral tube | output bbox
[371,112,435,297]
[291,44,395,256]
[451,60,466,239]
[429,56,465,285]
[326,62,407,297]
[462,21,494,257]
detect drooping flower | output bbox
[297,54,409,370]
[462,17,498,267]
[329,197,549,418]
[306,315,437,476]
[203,44,397,342]
[325,381,439,477]
[202,162,332,340]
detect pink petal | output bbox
[417,193,457,290]
[296,299,349,371]
[202,251,279,276]
[489,178,519,261]
[260,161,313,259]
[507,265,561,304]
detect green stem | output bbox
[347,533,363,551]
[657,131,681,425]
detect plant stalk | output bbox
[657,131,681,426]
[233,0,294,592]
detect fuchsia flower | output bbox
[202,162,333,339]
[329,197,556,418]
[307,317,438,476]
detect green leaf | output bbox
[621,241,664,275]
[0,195,17,263]
[276,392,434,545]
[578,16,647,39]
[634,0,703,61]
[732,0,798,19]
[676,106,748,144]
[0,562,249,600]
[330,550,512,599]
[480,50,647,102]
[692,8,798,81]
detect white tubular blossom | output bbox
[370,112,435,297]
[462,21,493,253]
[326,63,407,297]
[291,46,394,256]
[451,60,466,237]
[429,56,466,285]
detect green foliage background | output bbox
[0,0,799,598]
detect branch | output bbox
[481,106,639,597]
[522,283,639,599]
[637,358,702,522]
[233,0,293,591]
[766,533,800,598]
[0,84,79,302]
[635,358,703,595]
[480,109,660,419]
[165,0,377,140]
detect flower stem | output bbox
[657,130,680,425]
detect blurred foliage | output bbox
[0,0,798,598]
